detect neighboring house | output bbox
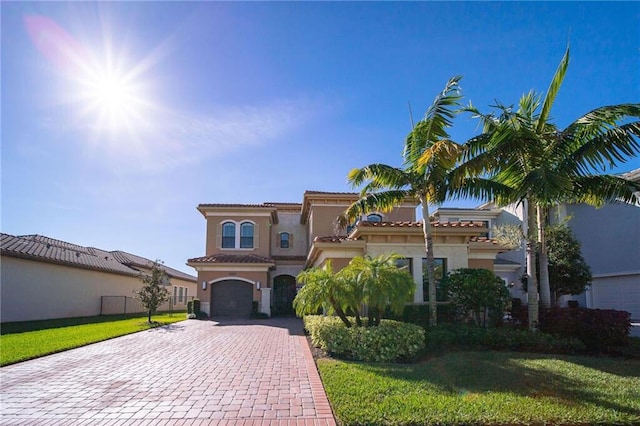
[471,168,640,322]
[188,191,510,318]
[0,233,197,323]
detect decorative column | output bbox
[260,287,272,317]
[412,257,424,303]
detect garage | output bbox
[210,280,254,318]
[590,275,640,321]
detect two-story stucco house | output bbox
[188,191,510,318]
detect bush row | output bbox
[382,303,457,329]
[304,315,425,363]
[511,306,631,353]
[426,324,585,354]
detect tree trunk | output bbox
[526,200,539,331]
[537,205,551,309]
[330,295,352,327]
[148,310,152,324]
[420,195,438,327]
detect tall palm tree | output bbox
[456,47,640,328]
[340,76,463,327]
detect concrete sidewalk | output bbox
[0,318,335,425]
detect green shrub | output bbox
[426,324,585,354]
[186,300,194,314]
[383,303,456,329]
[303,315,424,363]
[440,268,511,327]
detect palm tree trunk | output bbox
[329,295,352,328]
[526,200,539,331]
[537,206,551,309]
[420,195,438,327]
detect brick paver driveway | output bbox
[1,318,335,425]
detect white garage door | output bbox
[590,275,640,321]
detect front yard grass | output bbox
[0,313,185,366]
[318,351,640,425]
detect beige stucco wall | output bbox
[1,256,143,323]
[468,259,494,270]
[205,215,272,258]
[271,211,307,257]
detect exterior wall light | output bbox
[256,281,261,290]
[202,281,207,290]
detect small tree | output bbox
[294,254,415,327]
[294,261,353,327]
[545,224,592,305]
[440,268,510,327]
[135,260,170,324]
[340,254,415,326]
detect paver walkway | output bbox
[0,318,336,425]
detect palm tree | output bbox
[340,254,415,326]
[294,261,353,327]
[340,76,463,327]
[456,47,640,328]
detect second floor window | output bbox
[221,221,255,249]
[280,232,290,249]
[240,222,254,248]
[222,222,236,248]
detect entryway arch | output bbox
[272,275,297,316]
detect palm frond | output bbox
[537,46,569,132]
[347,164,410,192]
[404,76,462,167]
[570,174,640,207]
[564,121,640,174]
[340,190,413,228]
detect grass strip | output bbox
[318,351,640,425]
[1,313,185,366]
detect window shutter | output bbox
[216,221,222,248]
[254,223,259,248]
[289,233,294,248]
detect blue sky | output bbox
[2,2,639,274]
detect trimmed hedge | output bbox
[539,307,630,353]
[426,324,586,354]
[304,315,425,363]
[509,306,631,353]
[383,303,456,329]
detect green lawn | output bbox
[318,351,640,425]
[0,313,185,366]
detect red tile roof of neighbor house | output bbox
[187,253,275,264]
[470,236,500,244]
[0,233,196,281]
[313,236,358,243]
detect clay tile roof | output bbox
[1,233,139,276]
[432,221,487,228]
[313,235,357,243]
[356,221,423,228]
[198,203,272,208]
[470,236,499,244]
[1,233,197,280]
[110,250,196,282]
[187,253,274,264]
[355,220,486,229]
[303,190,359,196]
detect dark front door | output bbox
[211,280,254,318]
[273,275,297,316]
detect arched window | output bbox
[280,232,290,249]
[222,222,236,248]
[240,222,254,248]
[367,213,383,222]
